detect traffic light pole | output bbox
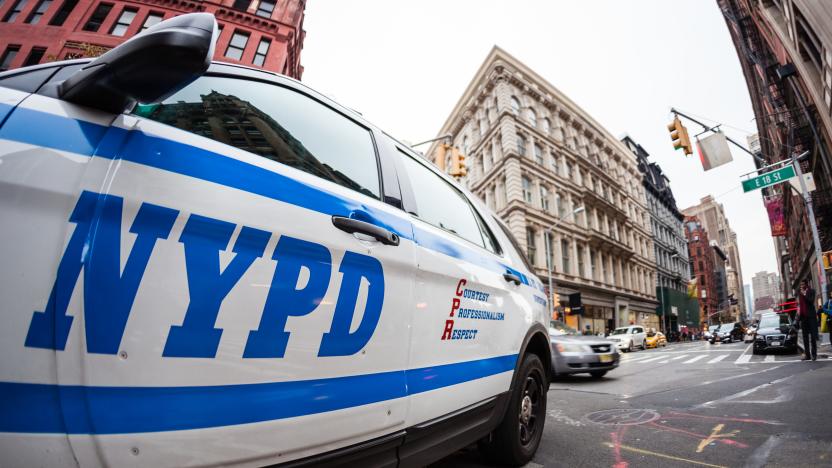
[670,108,767,164]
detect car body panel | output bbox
[550,334,619,375]
[0,61,546,467]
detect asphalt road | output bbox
[433,340,832,467]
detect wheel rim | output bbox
[518,371,543,446]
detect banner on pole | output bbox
[696,131,733,171]
[765,194,787,237]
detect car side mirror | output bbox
[59,13,216,113]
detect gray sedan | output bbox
[549,320,620,378]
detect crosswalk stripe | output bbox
[638,355,667,363]
[707,355,729,364]
[735,353,752,364]
[683,355,706,364]
[764,354,776,362]
[657,354,690,364]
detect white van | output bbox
[0,14,551,468]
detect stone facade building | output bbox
[0,0,305,78]
[428,46,658,334]
[719,0,832,297]
[752,270,781,311]
[623,136,697,333]
[682,195,745,321]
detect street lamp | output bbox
[544,206,585,317]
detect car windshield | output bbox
[646,331,656,337]
[709,325,719,331]
[610,328,630,335]
[719,324,734,331]
[759,314,787,328]
[549,320,579,336]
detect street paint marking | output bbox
[671,354,689,360]
[696,424,742,453]
[701,364,784,386]
[764,354,775,362]
[697,373,792,408]
[683,355,706,364]
[646,422,748,449]
[622,354,663,363]
[602,442,727,468]
[637,355,667,363]
[546,408,585,426]
[745,435,782,468]
[665,412,783,426]
[735,353,752,364]
[707,354,729,364]
[609,427,629,468]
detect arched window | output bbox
[542,118,551,133]
[533,143,543,164]
[527,108,537,127]
[510,96,521,115]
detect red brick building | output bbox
[0,0,305,78]
[685,216,720,327]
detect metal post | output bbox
[792,154,828,304]
[545,231,553,318]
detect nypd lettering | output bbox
[24,191,385,358]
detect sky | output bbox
[301,0,779,290]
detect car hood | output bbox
[550,335,613,346]
[757,326,790,335]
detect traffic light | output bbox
[667,117,693,156]
[823,250,832,270]
[434,143,449,171]
[449,147,467,178]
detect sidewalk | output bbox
[797,332,831,358]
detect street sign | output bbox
[742,165,796,192]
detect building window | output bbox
[83,3,113,32]
[252,38,270,66]
[527,108,537,127]
[22,47,46,66]
[590,249,596,280]
[232,0,250,11]
[533,143,543,164]
[26,0,53,24]
[526,228,537,266]
[0,45,20,71]
[140,11,163,31]
[255,0,275,18]
[577,245,585,278]
[540,185,549,211]
[561,239,571,274]
[225,31,249,60]
[49,0,78,26]
[522,176,533,203]
[542,118,550,134]
[516,134,526,156]
[510,96,520,115]
[3,0,29,22]
[110,8,137,36]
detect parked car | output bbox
[753,313,798,354]
[606,325,647,352]
[645,330,667,349]
[0,14,552,467]
[549,321,619,378]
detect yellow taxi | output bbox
[644,330,667,349]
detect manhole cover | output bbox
[585,409,660,426]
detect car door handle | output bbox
[503,272,521,285]
[332,216,400,246]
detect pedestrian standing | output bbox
[797,280,818,361]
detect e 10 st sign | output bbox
[741,165,796,192]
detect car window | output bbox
[611,328,629,335]
[635,327,643,334]
[396,150,486,248]
[133,75,381,199]
[0,66,57,92]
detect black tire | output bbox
[627,341,633,353]
[485,354,547,466]
[642,340,647,350]
[752,347,760,355]
[589,370,607,378]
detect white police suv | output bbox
[0,14,552,467]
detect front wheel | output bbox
[627,341,634,352]
[642,340,647,350]
[485,354,547,465]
